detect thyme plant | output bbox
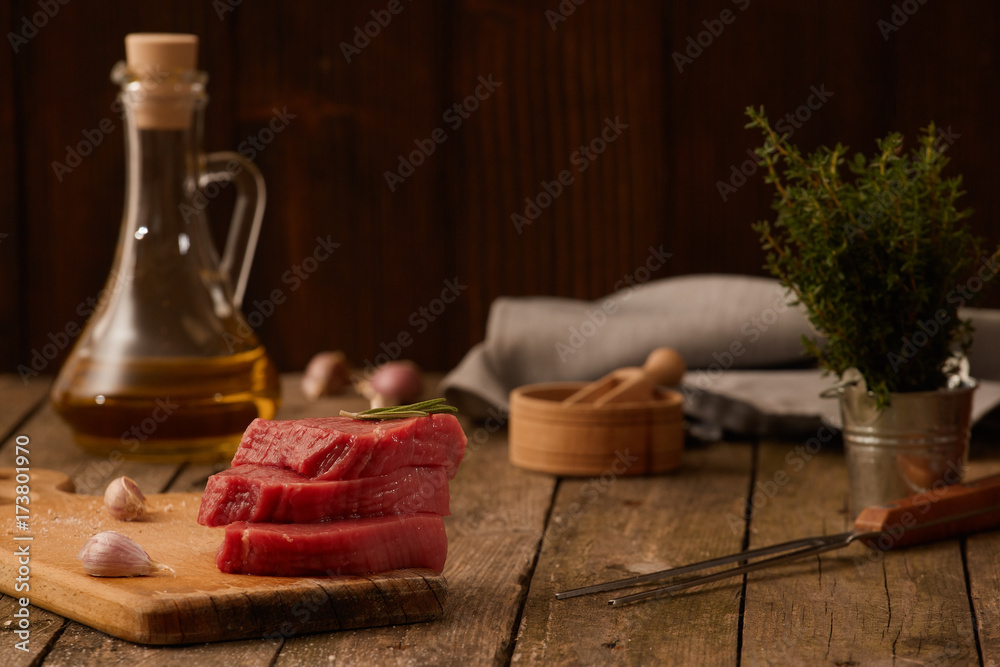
[746,106,997,405]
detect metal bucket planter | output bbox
[836,379,976,516]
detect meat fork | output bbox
[556,472,1000,606]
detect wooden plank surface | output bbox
[740,439,984,665]
[511,441,753,665]
[0,375,50,438]
[968,531,1000,667]
[964,453,1000,667]
[2,372,999,664]
[38,624,280,667]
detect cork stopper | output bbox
[126,33,198,72]
[123,33,200,130]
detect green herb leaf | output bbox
[745,106,998,407]
[340,398,459,421]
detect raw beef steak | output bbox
[216,513,448,576]
[231,414,467,480]
[197,464,450,526]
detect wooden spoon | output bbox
[561,347,686,407]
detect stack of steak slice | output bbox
[197,414,467,577]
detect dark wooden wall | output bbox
[3,0,998,376]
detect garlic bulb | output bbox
[104,476,146,521]
[356,360,424,409]
[78,531,173,577]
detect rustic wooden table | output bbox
[2,373,1000,666]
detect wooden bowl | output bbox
[508,382,684,476]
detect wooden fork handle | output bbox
[854,472,1000,549]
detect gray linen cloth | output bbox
[439,274,1000,435]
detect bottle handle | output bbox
[200,151,266,309]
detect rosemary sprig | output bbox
[340,398,458,421]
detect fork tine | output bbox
[608,533,855,606]
[555,532,852,599]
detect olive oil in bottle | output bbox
[51,33,281,462]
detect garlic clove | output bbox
[302,351,352,400]
[104,476,146,521]
[78,531,173,577]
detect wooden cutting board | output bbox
[0,468,446,645]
